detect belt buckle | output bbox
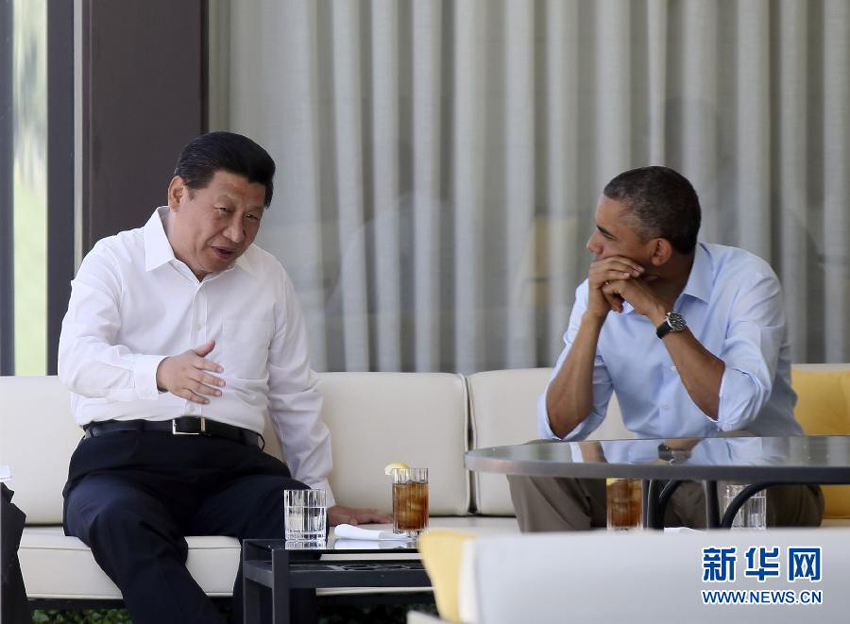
[172,417,206,436]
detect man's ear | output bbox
[167,176,186,211]
[649,238,673,267]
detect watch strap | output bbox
[656,318,673,339]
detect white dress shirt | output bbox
[58,207,334,502]
[540,242,802,441]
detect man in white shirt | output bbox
[509,166,822,531]
[58,132,389,624]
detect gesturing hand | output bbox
[587,256,644,317]
[155,340,225,404]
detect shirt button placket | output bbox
[192,286,205,342]
[188,286,204,415]
[199,289,207,343]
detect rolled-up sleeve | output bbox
[267,270,334,506]
[715,270,786,431]
[538,281,614,441]
[58,244,166,401]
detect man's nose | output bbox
[586,231,601,254]
[224,217,245,243]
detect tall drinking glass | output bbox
[392,468,429,537]
[606,478,643,530]
[722,483,766,529]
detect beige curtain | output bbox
[220,0,850,372]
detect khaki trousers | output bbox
[508,475,824,532]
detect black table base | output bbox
[242,540,432,624]
[645,479,790,529]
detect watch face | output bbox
[667,312,687,332]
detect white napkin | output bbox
[333,539,414,550]
[333,523,411,541]
[663,526,703,533]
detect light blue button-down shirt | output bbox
[540,242,802,440]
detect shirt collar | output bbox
[234,249,255,276]
[143,207,176,271]
[620,242,711,314]
[679,242,712,304]
[143,206,256,277]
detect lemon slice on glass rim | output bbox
[384,461,409,476]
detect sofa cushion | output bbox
[0,376,80,524]
[467,368,628,515]
[312,372,470,515]
[791,364,850,518]
[792,367,850,436]
[20,527,240,599]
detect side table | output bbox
[242,538,432,624]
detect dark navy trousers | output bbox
[63,429,316,624]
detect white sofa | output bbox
[2,369,623,604]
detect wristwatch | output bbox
[656,311,686,339]
[658,442,691,463]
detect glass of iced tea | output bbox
[606,477,643,530]
[392,467,429,537]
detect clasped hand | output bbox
[588,256,662,319]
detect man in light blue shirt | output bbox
[510,166,822,530]
[542,239,801,441]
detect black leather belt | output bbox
[83,417,260,446]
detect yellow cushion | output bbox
[418,529,477,622]
[791,370,850,518]
[792,371,850,435]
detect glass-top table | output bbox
[465,435,850,528]
[242,532,430,624]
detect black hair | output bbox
[173,131,276,206]
[603,166,701,255]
